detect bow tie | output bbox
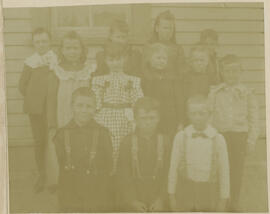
[192,132,208,139]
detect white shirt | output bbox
[168,125,230,199]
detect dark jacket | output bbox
[19,64,51,114]
[54,119,112,212]
[116,130,171,211]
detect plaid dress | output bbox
[91,72,143,170]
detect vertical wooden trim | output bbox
[30,8,51,31]
[130,4,151,44]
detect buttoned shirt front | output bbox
[208,83,260,144]
[168,125,230,199]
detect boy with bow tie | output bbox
[168,95,230,212]
[208,54,259,211]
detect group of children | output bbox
[18,10,260,212]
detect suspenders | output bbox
[181,133,219,183]
[131,134,165,180]
[63,129,99,175]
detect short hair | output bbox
[59,31,87,64]
[110,19,129,34]
[104,42,125,58]
[32,27,51,40]
[151,10,176,43]
[219,54,242,72]
[200,29,218,44]
[146,42,168,62]
[133,97,160,117]
[186,95,210,111]
[71,87,96,104]
[189,46,210,59]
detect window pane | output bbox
[92,5,129,27]
[56,6,89,27]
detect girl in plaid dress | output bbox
[91,43,143,174]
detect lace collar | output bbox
[53,62,96,81]
[24,50,58,69]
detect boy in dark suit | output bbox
[18,28,58,193]
[54,87,112,212]
[117,97,170,212]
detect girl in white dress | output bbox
[46,31,95,190]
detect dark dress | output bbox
[141,66,185,136]
[182,66,219,124]
[117,130,170,212]
[54,119,112,212]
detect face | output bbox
[61,39,82,63]
[204,37,218,53]
[221,63,242,86]
[33,33,50,55]
[72,95,96,126]
[188,103,209,130]
[150,51,168,70]
[105,55,125,73]
[110,30,128,45]
[190,51,209,73]
[135,109,160,133]
[156,19,174,42]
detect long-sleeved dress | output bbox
[91,72,143,170]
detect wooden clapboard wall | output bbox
[3,3,266,155]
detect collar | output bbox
[211,82,247,93]
[65,119,99,129]
[184,124,217,139]
[24,50,58,69]
[134,128,158,141]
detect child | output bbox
[117,97,170,212]
[91,42,144,174]
[46,31,94,188]
[144,10,186,76]
[141,42,184,136]
[168,95,230,212]
[199,29,221,81]
[95,19,142,77]
[54,87,112,212]
[182,46,219,125]
[18,27,58,193]
[208,54,259,211]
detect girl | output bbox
[46,31,95,190]
[141,43,184,137]
[91,42,143,174]
[143,10,186,77]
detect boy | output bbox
[54,87,112,212]
[117,97,170,212]
[95,19,142,77]
[18,27,58,193]
[141,42,184,136]
[199,29,220,81]
[168,95,230,212]
[182,46,219,125]
[208,54,259,211]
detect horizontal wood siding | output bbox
[151,2,266,139]
[4,3,266,148]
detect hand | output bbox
[216,198,227,212]
[131,200,147,212]
[149,198,163,212]
[49,128,57,140]
[169,194,177,212]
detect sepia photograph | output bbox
[1,1,268,213]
